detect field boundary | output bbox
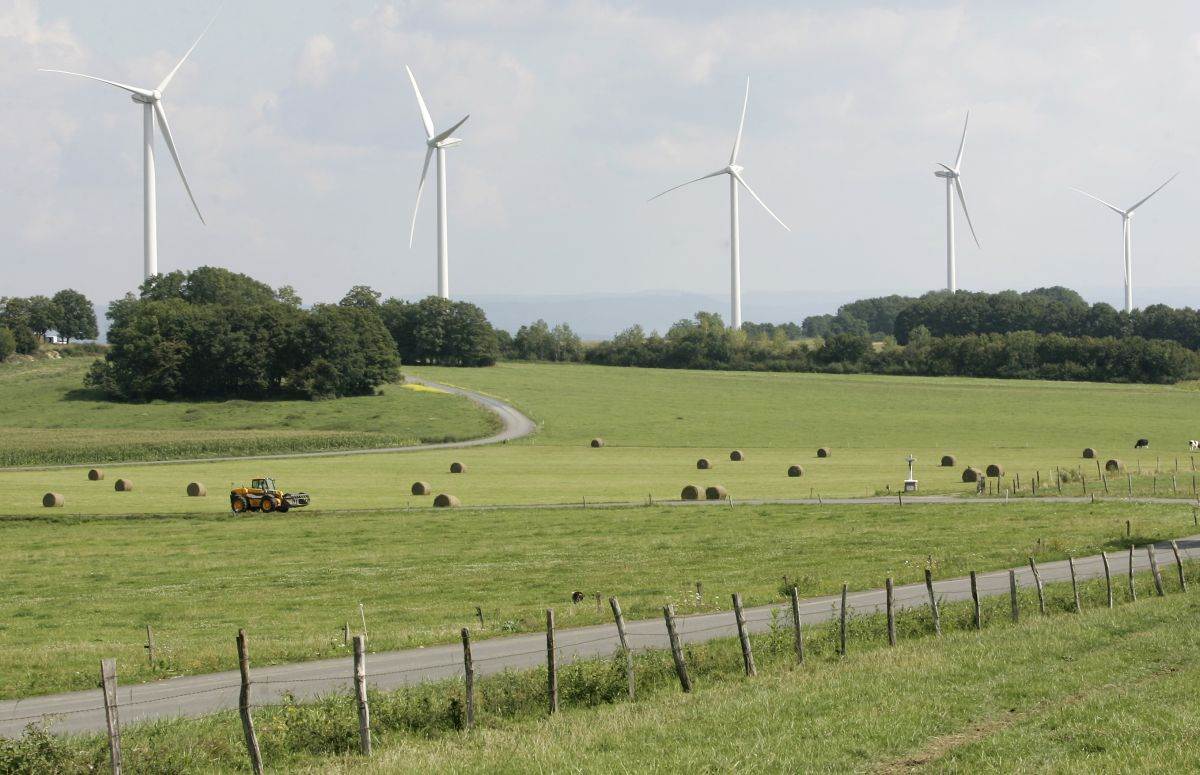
[0,377,536,472]
[3,533,1195,740]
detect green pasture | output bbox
[0,357,497,467]
[2,362,1199,514]
[0,499,1194,698]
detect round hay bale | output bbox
[186,482,207,497]
[680,485,702,501]
[985,464,1004,478]
[787,464,804,478]
[411,481,432,496]
[1082,447,1097,459]
[940,455,957,467]
[449,462,466,474]
[696,458,712,470]
[962,467,983,483]
[1105,458,1123,473]
[571,591,585,604]
[433,493,461,508]
[87,468,104,481]
[42,492,64,508]
[729,450,744,461]
[817,447,831,458]
[590,438,605,448]
[704,485,728,500]
[114,478,134,492]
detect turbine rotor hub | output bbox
[727,164,743,174]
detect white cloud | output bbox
[296,33,337,88]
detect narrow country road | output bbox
[2,535,1195,738]
[2,377,538,471]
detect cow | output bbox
[1189,440,1199,452]
[1135,438,1150,449]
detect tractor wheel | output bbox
[261,497,275,513]
[231,496,248,514]
[278,503,290,514]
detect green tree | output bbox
[340,285,382,309]
[51,289,98,342]
[0,327,14,361]
[25,296,59,340]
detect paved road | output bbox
[2,377,538,472]
[3,535,1195,738]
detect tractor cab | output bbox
[251,477,276,493]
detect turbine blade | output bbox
[153,101,205,224]
[432,114,469,144]
[954,178,979,248]
[648,169,727,202]
[409,147,434,247]
[405,65,436,139]
[732,170,790,231]
[39,69,152,98]
[953,110,969,170]
[730,76,749,164]
[1070,187,1126,217]
[1126,172,1179,213]
[157,5,221,93]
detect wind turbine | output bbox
[650,77,790,330]
[405,66,469,300]
[1071,174,1178,314]
[41,14,216,281]
[933,112,980,292]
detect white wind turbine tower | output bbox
[933,112,980,292]
[1071,174,1178,314]
[406,66,469,300]
[41,14,216,281]
[650,77,790,330]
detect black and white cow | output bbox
[1189,440,1199,451]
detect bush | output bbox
[0,327,14,361]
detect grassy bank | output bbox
[0,358,498,466]
[0,499,1193,698]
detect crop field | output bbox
[2,361,1199,515]
[0,357,497,467]
[0,499,1194,698]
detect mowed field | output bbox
[2,361,1199,515]
[0,357,497,467]
[0,500,1194,698]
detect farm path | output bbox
[3,377,537,471]
[3,533,1196,738]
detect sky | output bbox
[3,0,1200,332]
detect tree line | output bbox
[582,312,1199,384]
[0,290,98,359]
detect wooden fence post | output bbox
[1029,557,1046,615]
[1127,474,1133,497]
[732,593,756,675]
[1069,557,1081,613]
[609,597,635,700]
[145,625,155,665]
[475,606,485,630]
[1126,520,1131,538]
[1171,541,1187,592]
[663,605,691,692]
[1009,570,1019,623]
[838,583,849,656]
[1148,546,1165,597]
[461,628,475,730]
[100,658,122,775]
[545,609,559,714]
[885,577,896,646]
[236,630,264,775]
[969,571,981,629]
[1101,474,1108,494]
[924,568,941,635]
[343,622,349,646]
[1128,545,1137,601]
[1101,551,1113,608]
[352,635,371,755]
[789,586,806,663]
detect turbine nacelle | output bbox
[429,136,464,149]
[130,89,161,104]
[726,164,743,175]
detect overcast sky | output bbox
[3,0,1200,321]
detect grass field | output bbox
[3,361,1200,515]
[7,566,1198,772]
[0,357,497,467]
[0,499,1194,699]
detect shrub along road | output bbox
[2,532,1194,738]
